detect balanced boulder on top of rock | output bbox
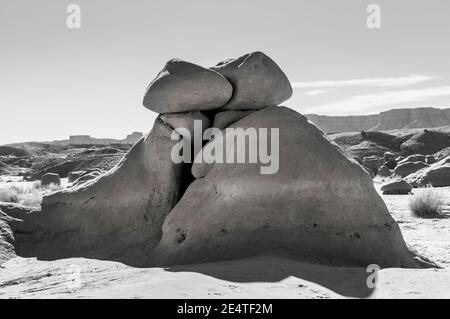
[143,59,233,114]
[211,51,293,110]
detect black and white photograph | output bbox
[1,0,450,303]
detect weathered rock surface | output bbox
[161,111,211,142]
[72,171,101,187]
[405,156,450,187]
[68,171,85,183]
[435,147,450,159]
[425,155,436,164]
[213,110,256,130]
[400,130,450,155]
[41,173,61,187]
[211,52,293,110]
[8,118,184,266]
[362,156,383,174]
[381,179,412,195]
[151,106,428,268]
[398,154,426,165]
[394,161,429,178]
[384,159,397,170]
[384,152,396,161]
[377,165,392,177]
[0,209,16,265]
[143,59,233,114]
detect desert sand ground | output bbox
[0,184,449,299]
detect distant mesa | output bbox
[306,107,450,134]
[125,132,144,144]
[68,132,143,145]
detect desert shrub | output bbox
[409,188,444,218]
[0,187,19,203]
[0,180,62,208]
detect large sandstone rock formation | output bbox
[8,118,183,266]
[151,106,428,268]
[1,52,434,270]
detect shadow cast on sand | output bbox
[0,202,426,299]
[164,253,376,299]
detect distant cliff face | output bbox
[306,108,450,134]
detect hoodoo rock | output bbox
[143,59,233,114]
[9,118,184,266]
[151,106,428,268]
[211,51,293,110]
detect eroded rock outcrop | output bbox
[394,161,429,178]
[151,106,428,268]
[405,156,450,187]
[381,179,412,195]
[8,118,183,266]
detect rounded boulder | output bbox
[143,59,233,114]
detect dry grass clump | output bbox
[409,188,444,218]
[0,180,62,208]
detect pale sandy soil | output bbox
[0,185,449,299]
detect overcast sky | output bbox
[1,0,449,144]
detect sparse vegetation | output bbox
[409,188,444,218]
[0,179,62,208]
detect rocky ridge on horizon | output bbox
[306,107,450,134]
